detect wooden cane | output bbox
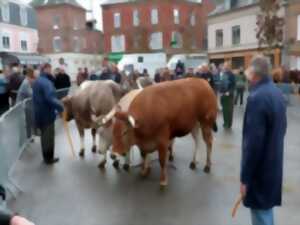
[231,195,243,218]
[62,110,76,158]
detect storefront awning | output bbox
[0,52,50,66]
[108,52,123,63]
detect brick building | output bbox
[31,0,103,78]
[101,0,215,55]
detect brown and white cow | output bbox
[62,80,123,168]
[111,78,218,187]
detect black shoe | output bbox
[44,157,60,165]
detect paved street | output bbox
[7,106,300,225]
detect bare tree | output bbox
[256,0,284,55]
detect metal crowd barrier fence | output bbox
[0,88,70,198]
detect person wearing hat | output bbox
[32,63,64,165]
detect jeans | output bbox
[235,88,245,105]
[251,209,274,225]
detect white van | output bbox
[118,53,167,78]
[167,54,208,71]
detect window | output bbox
[1,3,10,22]
[21,40,28,51]
[149,32,163,50]
[151,8,158,25]
[297,15,300,41]
[73,36,81,52]
[216,29,223,47]
[232,25,240,45]
[114,12,121,28]
[190,13,196,26]
[2,36,10,49]
[20,7,28,26]
[173,9,180,24]
[133,9,139,26]
[171,31,183,48]
[53,36,62,52]
[111,35,125,52]
[53,15,60,29]
[73,19,79,30]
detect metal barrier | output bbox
[0,102,28,196]
[0,87,70,198]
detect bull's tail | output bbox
[212,122,218,133]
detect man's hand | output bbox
[10,216,35,225]
[240,183,247,198]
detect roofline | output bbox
[34,3,86,11]
[208,2,259,18]
[101,0,202,8]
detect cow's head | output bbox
[111,110,137,156]
[62,95,74,121]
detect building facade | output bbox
[101,0,215,55]
[32,0,103,78]
[207,0,281,69]
[286,0,300,70]
[0,0,46,67]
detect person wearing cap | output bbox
[240,56,287,225]
[32,63,64,165]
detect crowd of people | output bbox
[0,65,71,116]
[0,55,298,225]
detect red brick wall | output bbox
[36,4,102,54]
[102,0,215,54]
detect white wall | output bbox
[208,5,260,53]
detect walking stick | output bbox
[62,110,76,158]
[231,195,243,218]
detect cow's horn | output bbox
[102,107,117,125]
[128,115,136,128]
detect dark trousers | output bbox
[40,123,55,162]
[221,94,234,129]
[0,93,9,116]
[235,88,245,105]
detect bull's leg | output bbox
[168,140,174,162]
[201,125,213,173]
[78,128,85,158]
[123,152,131,172]
[97,134,107,169]
[140,151,151,177]
[158,144,169,188]
[91,128,97,153]
[190,123,201,170]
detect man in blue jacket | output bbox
[32,63,64,165]
[241,56,287,225]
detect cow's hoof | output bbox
[112,160,120,170]
[141,167,151,178]
[159,181,168,191]
[189,162,196,170]
[110,153,117,160]
[91,145,97,153]
[169,154,174,162]
[123,163,130,172]
[79,150,85,158]
[203,165,211,173]
[98,160,107,170]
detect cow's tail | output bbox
[206,111,218,133]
